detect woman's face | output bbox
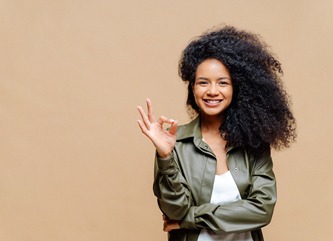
[192,58,233,119]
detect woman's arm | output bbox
[178,149,276,234]
[153,152,195,221]
[137,99,194,226]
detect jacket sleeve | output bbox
[153,151,194,220]
[179,148,277,234]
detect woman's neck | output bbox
[200,114,223,134]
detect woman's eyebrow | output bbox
[196,76,231,80]
[218,77,231,80]
[196,77,209,80]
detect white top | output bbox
[197,171,253,241]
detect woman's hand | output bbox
[163,215,180,232]
[137,98,177,158]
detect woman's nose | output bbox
[207,84,219,95]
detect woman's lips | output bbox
[204,99,223,106]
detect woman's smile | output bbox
[204,99,223,106]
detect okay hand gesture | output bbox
[137,99,177,158]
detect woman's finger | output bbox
[169,120,178,136]
[163,220,170,232]
[159,116,176,125]
[163,220,179,232]
[136,120,149,137]
[146,98,156,123]
[158,116,177,135]
[137,105,151,130]
[158,116,169,126]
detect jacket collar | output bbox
[176,116,202,141]
[176,115,236,152]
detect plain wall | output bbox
[1,0,332,240]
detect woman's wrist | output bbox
[157,152,173,160]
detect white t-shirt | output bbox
[197,171,253,241]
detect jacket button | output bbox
[234,167,238,171]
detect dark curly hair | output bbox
[179,25,296,151]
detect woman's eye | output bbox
[198,81,208,85]
[219,81,228,85]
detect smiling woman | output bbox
[137,25,296,241]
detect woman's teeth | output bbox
[205,100,222,103]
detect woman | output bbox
[137,25,296,241]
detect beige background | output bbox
[1,0,332,240]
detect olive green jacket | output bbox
[153,117,276,241]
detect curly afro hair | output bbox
[179,25,296,151]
